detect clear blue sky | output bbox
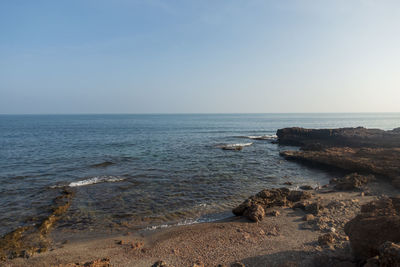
[1,0,399,114]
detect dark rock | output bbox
[305,202,323,215]
[379,241,400,267]
[231,262,245,267]
[277,127,400,148]
[364,256,380,267]
[283,181,293,186]
[344,197,400,261]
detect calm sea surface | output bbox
[0,113,399,236]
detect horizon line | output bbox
[1,112,400,116]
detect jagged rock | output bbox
[231,262,245,267]
[330,173,373,191]
[244,204,265,222]
[344,197,400,261]
[233,188,311,222]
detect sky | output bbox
[0,0,399,114]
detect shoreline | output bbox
[2,126,400,266]
[4,180,396,267]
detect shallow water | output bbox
[0,113,399,235]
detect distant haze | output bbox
[1,1,399,114]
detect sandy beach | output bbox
[2,179,397,267]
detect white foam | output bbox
[218,143,253,150]
[68,176,125,187]
[246,135,277,140]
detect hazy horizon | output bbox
[1,1,400,114]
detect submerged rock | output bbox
[232,188,312,222]
[218,143,253,151]
[344,197,400,261]
[0,188,74,260]
[90,161,115,168]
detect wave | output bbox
[217,143,253,150]
[237,134,277,140]
[68,176,125,187]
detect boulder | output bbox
[244,204,265,222]
[233,188,311,222]
[344,197,400,260]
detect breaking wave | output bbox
[217,143,253,150]
[237,134,277,140]
[68,176,125,187]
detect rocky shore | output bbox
[279,127,400,189]
[2,126,400,266]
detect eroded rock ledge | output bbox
[277,127,400,188]
[277,127,400,148]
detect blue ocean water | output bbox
[0,113,399,236]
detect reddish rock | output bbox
[244,204,265,222]
[233,188,311,222]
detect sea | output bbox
[0,113,399,237]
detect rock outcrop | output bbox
[280,148,400,186]
[232,188,312,222]
[344,197,400,261]
[330,173,374,191]
[277,127,400,148]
